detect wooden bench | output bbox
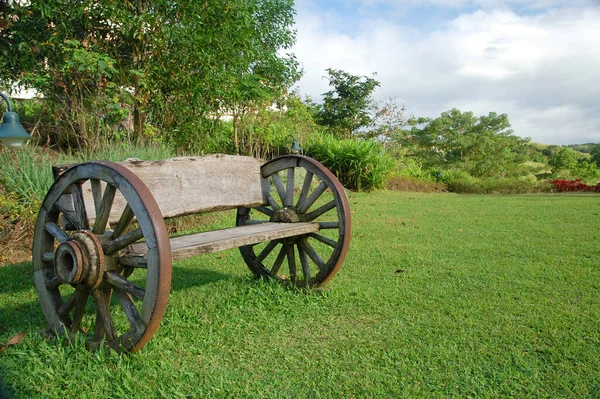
[32,154,351,352]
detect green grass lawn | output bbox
[1,191,599,398]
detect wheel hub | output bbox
[271,207,300,223]
[54,231,105,290]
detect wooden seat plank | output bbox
[126,222,320,261]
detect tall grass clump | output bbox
[0,145,55,211]
[305,134,393,191]
[67,139,177,163]
[0,141,178,218]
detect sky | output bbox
[290,0,600,145]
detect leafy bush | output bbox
[391,155,437,182]
[305,134,393,191]
[445,176,552,194]
[236,96,323,160]
[437,169,552,194]
[550,179,600,192]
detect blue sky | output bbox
[291,0,600,145]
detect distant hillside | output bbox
[531,142,599,155]
[565,143,599,154]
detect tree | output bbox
[363,96,408,150]
[406,109,530,177]
[314,69,380,138]
[0,0,300,151]
[547,147,579,173]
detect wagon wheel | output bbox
[33,161,171,353]
[237,155,351,287]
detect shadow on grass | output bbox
[0,373,13,399]
[0,262,34,295]
[170,264,233,291]
[0,260,238,336]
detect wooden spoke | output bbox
[286,245,297,283]
[298,244,311,281]
[296,171,313,209]
[105,271,145,301]
[270,246,287,277]
[71,183,90,230]
[256,206,274,217]
[318,222,339,230]
[104,227,143,255]
[45,222,69,243]
[93,314,105,342]
[71,291,89,333]
[58,292,78,317]
[244,219,267,225]
[116,290,146,330]
[118,255,148,268]
[305,200,336,221]
[112,204,134,239]
[299,237,326,271]
[297,181,328,214]
[284,167,294,207]
[55,203,79,230]
[92,289,117,342]
[93,183,116,235]
[272,173,286,204]
[256,240,279,265]
[266,193,281,211]
[90,179,103,214]
[42,252,55,263]
[46,275,62,290]
[308,232,337,248]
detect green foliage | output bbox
[236,94,324,159]
[565,143,599,154]
[390,154,437,182]
[305,134,393,191]
[403,109,531,178]
[547,146,579,172]
[544,146,600,182]
[442,173,552,194]
[1,0,300,150]
[590,145,600,167]
[314,69,380,138]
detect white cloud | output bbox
[292,1,600,144]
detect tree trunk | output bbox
[233,113,239,154]
[133,106,145,143]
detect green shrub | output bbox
[391,156,438,182]
[304,134,393,191]
[237,97,323,160]
[443,172,552,194]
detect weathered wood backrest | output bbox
[56,155,268,224]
